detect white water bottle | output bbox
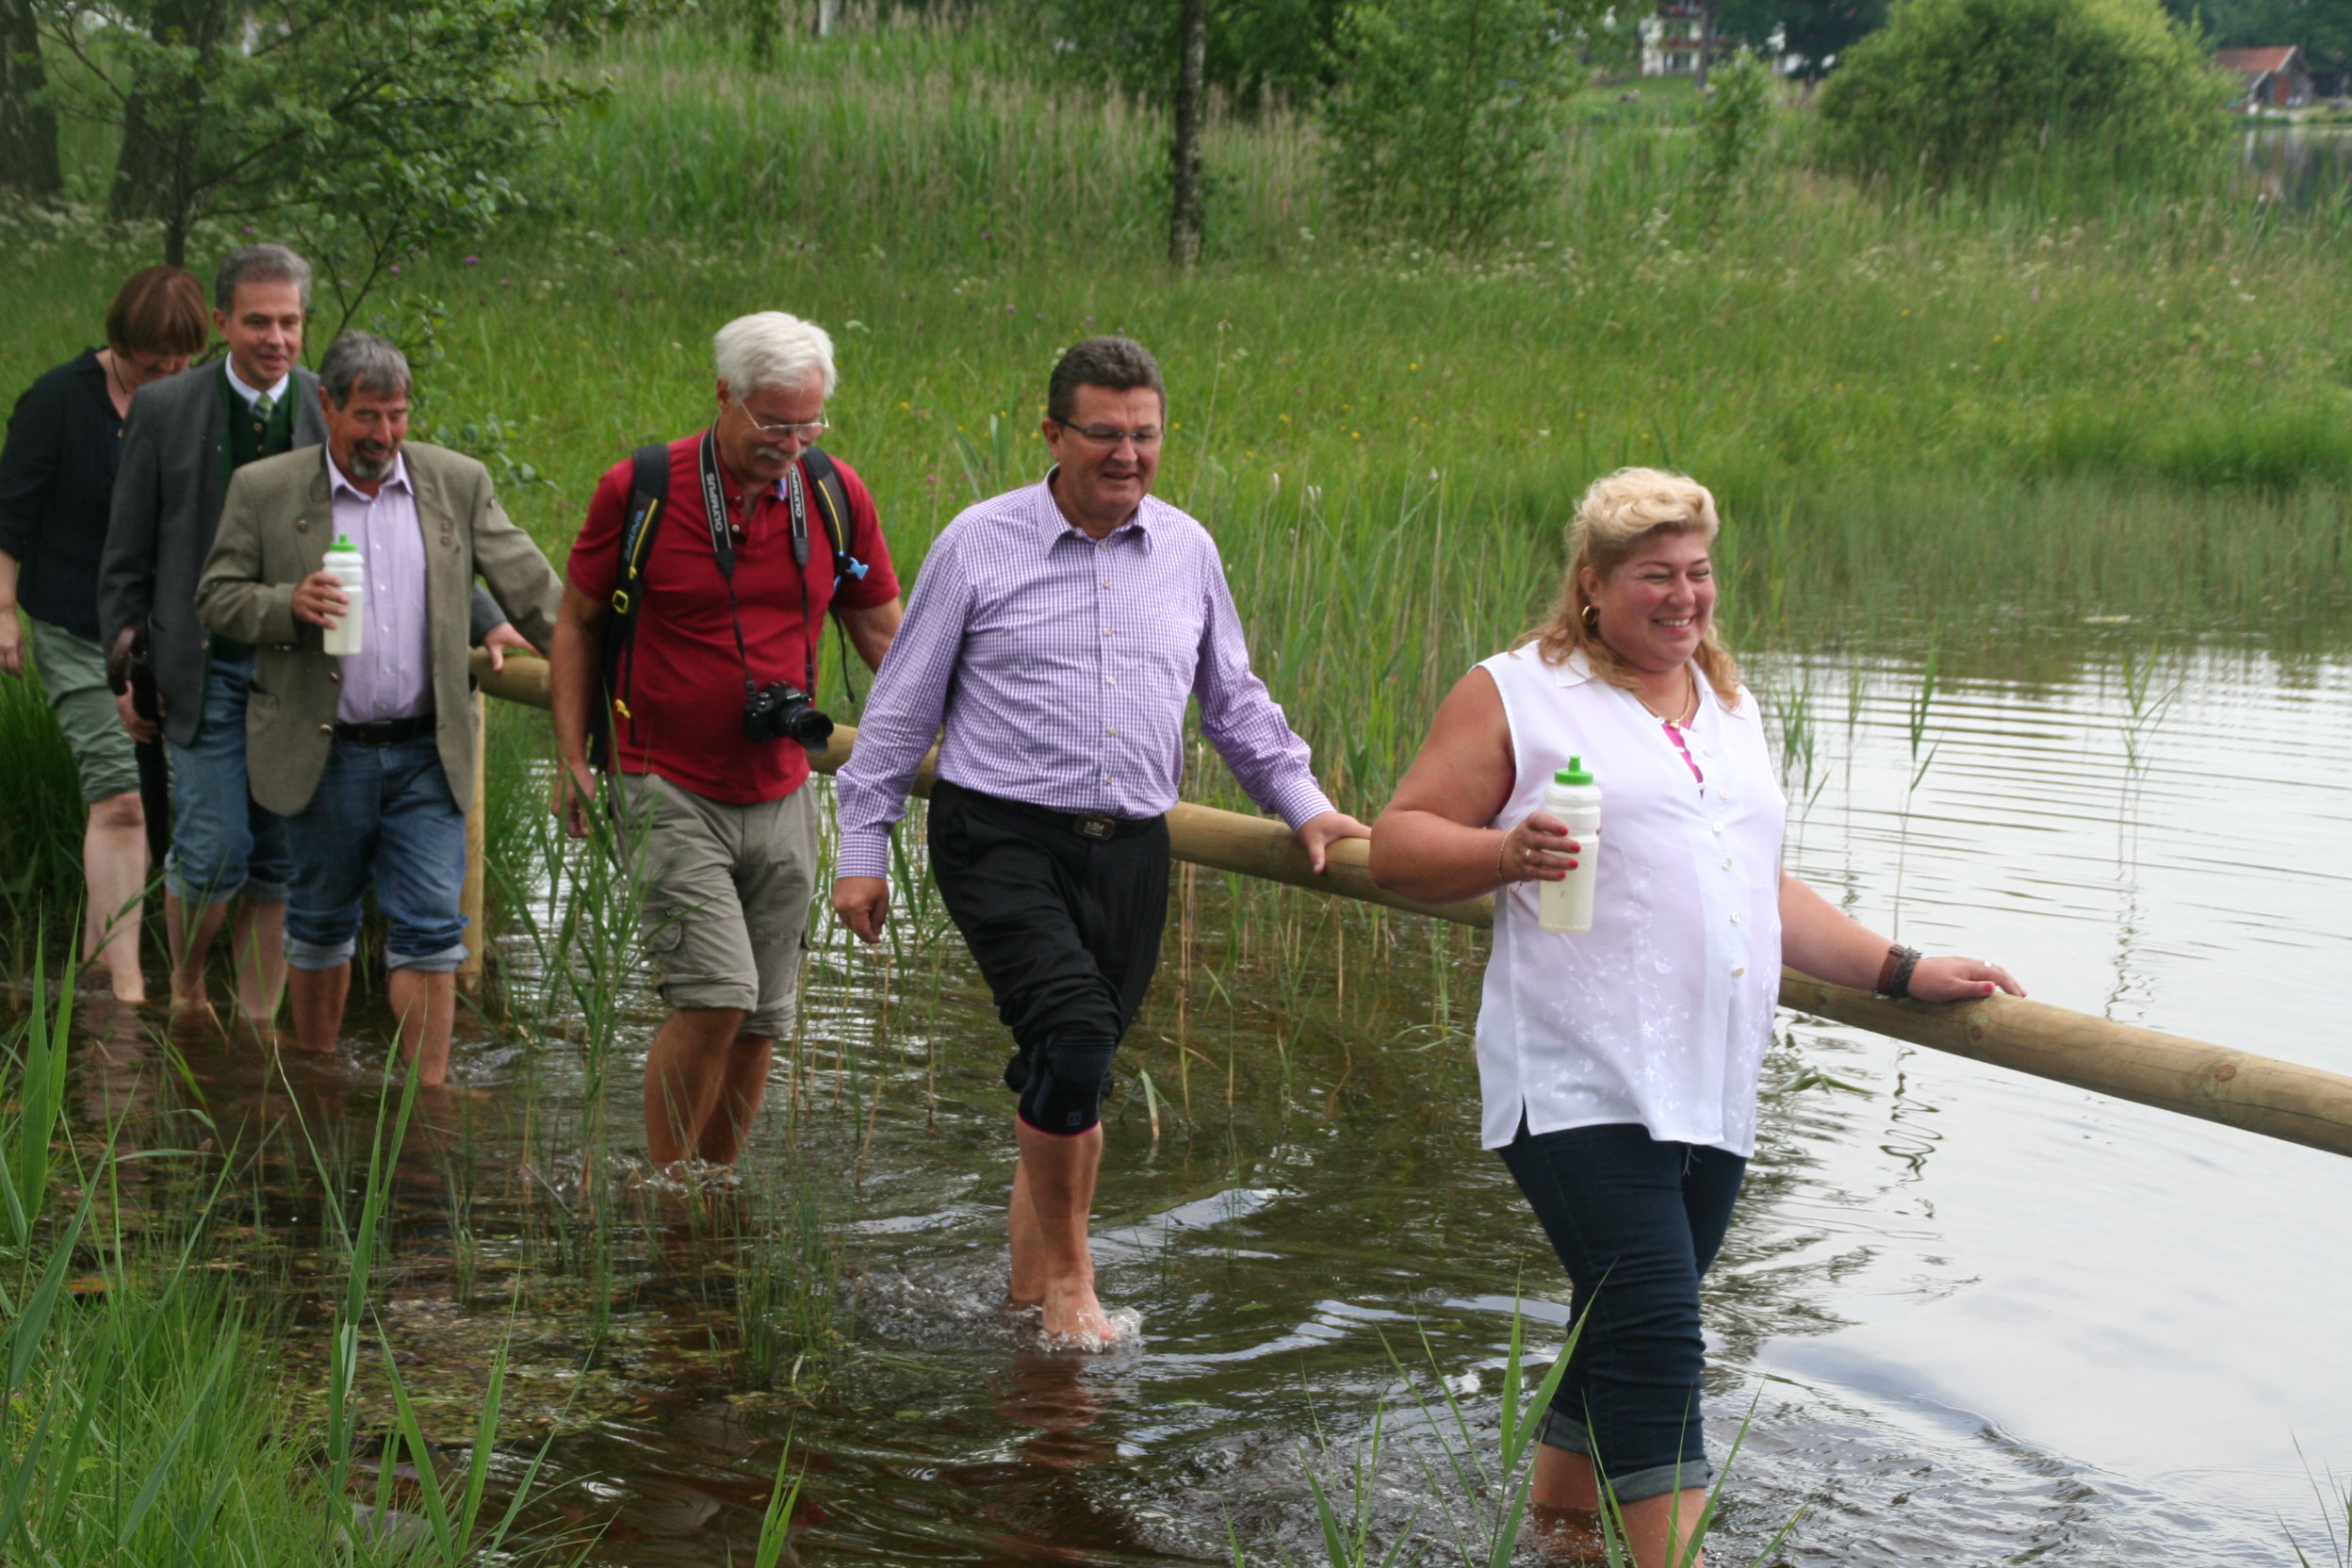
[320,533,365,656]
[1538,756,1601,936]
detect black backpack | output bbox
[593,444,864,768]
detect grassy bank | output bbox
[6,16,2351,906]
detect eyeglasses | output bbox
[743,410,829,440]
[1055,421,1164,449]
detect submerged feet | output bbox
[1005,1275,1137,1352]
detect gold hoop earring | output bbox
[1580,603,1600,633]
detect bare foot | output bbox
[169,988,220,1035]
[91,961,147,1005]
[231,1012,281,1050]
[1037,1282,1119,1350]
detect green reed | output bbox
[0,655,90,951]
[0,956,579,1566]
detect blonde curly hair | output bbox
[1519,466,1743,709]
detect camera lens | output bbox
[744,683,833,746]
[787,706,833,745]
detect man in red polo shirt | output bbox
[549,312,902,1170]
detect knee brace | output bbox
[1004,1036,1118,1135]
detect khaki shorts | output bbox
[616,772,817,1039]
[30,617,140,806]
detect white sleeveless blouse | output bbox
[1473,646,1786,1156]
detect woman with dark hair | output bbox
[0,265,209,1000]
[1371,467,2022,1567]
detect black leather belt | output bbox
[333,711,435,746]
[934,779,1159,841]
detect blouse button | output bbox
[1732,965,1747,977]
[1722,856,1733,869]
[1729,910,1742,923]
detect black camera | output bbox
[743,682,834,746]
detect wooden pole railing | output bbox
[467,652,2352,1160]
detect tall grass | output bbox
[0,956,580,1565]
[0,655,89,949]
[6,20,2347,922]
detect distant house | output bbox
[1642,0,1728,76]
[2216,46,2312,111]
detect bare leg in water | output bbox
[80,790,148,1003]
[643,1006,774,1171]
[166,894,286,1029]
[1007,1119,1117,1347]
[1530,1445,1707,1568]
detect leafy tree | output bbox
[0,0,57,196]
[1816,0,2231,188]
[1714,0,1888,75]
[1032,0,1349,110]
[1321,0,1592,247]
[35,0,621,294]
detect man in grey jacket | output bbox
[196,333,562,1085]
[99,244,526,1032]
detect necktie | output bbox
[252,391,273,420]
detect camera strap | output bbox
[696,427,819,701]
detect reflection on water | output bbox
[2238,124,2352,206]
[64,625,2352,1565]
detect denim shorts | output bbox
[282,735,467,973]
[1499,1120,1748,1505]
[165,653,290,906]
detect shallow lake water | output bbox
[75,626,2352,1566]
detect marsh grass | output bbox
[2,12,2349,1560]
[10,15,2352,946]
[0,958,581,1565]
[0,653,90,951]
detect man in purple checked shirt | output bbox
[833,337,1368,1348]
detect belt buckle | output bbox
[1076,815,1115,841]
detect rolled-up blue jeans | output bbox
[1498,1119,1747,1506]
[165,652,292,907]
[283,735,467,974]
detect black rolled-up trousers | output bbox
[1498,1119,1748,1505]
[925,779,1170,1053]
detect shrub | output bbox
[1815,0,2231,190]
[1319,0,1590,248]
[1691,49,1778,229]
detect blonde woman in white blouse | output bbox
[1370,468,2020,1567]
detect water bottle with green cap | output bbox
[321,532,365,656]
[1540,755,1601,934]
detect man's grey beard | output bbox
[349,443,397,482]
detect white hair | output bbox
[713,312,837,400]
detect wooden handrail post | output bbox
[457,689,488,993]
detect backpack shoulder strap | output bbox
[799,447,869,590]
[612,444,673,619]
[593,444,674,768]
